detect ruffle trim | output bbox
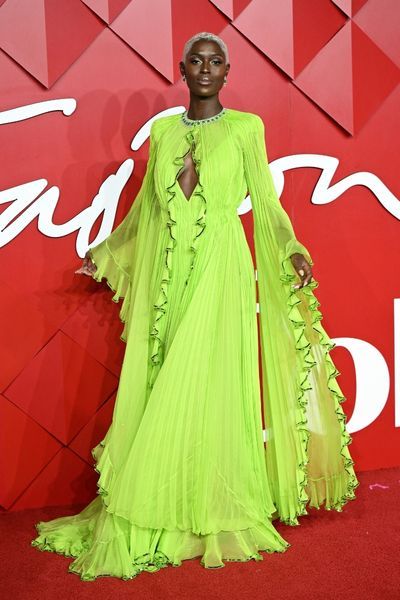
[31,509,290,582]
[184,129,207,286]
[87,246,131,343]
[32,521,92,560]
[31,434,290,581]
[148,128,207,389]
[278,253,360,526]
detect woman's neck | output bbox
[186,96,224,121]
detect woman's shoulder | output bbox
[228,108,264,127]
[150,112,179,137]
[224,110,265,146]
[223,108,265,134]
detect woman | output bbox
[32,31,359,581]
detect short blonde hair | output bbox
[182,32,229,64]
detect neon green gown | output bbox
[31,107,359,580]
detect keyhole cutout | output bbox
[177,149,199,202]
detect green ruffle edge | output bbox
[148,127,206,389]
[31,438,290,582]
[87,245,131,343]
[31,518,289,582]
[278,253,360,526]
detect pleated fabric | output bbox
[31,108,359,580]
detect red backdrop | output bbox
[1,0,399,511]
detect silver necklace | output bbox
[181,107,227,126]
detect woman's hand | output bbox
[290,252,313,289]
[74,252,97,277]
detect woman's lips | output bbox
[197,79,212,85]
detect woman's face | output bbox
[180,39,230,97]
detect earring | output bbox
[223,77,227,85]
[182,75,186,81]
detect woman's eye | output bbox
[190,58,221,65]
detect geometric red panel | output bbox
[209,0,252,20]
[4,331,118,445]
[294,21,400,134]
[0,395,61,509]
[354,0,400,67]
[233,0,347,78]
[11,447,98,510]
[332,0,368,17]
[61,290,125,378]
[0,0,104,87]
[81,0,131,24]
[70,393,116,464]
[0,280,59,391]
[293,0,347,77]
[110,0,174,81]
[110,0,228,83]
[209,0,234,20]
[351,23,400,133]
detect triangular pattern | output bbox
[293,0,347,76]
[0,395,61,510]
[0,280,59,391]
[351,22,400,132]
[234,0,294,76]
[210,0,252,20]
[110,0,174,81]
[233,0,346,78]
[5,331,118,445]
[0,0,104,87]
[210,0,235,19]
[354,0,400,67]
[332,0,369,17]
[294,19,353,132]
[0,0,47,85]
[81,0,131,24]
[294,21,400,133]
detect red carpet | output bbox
[1,466,399,600]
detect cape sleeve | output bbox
[242,114,312,272]
[243,114,359,525]
[87,119,159,339]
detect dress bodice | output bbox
[153,109,249,222]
